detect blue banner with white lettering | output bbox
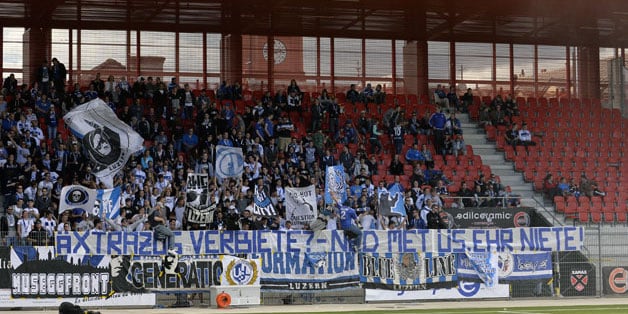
[325,165,347,205]
[250,251,359,290]
[55,227,584,256]
[457,251,553,281]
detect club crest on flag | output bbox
[215,145,244,179]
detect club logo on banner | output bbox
[63,98,143,182]
[220,255,260,286]
[325,165,347,205]
[253,185,277,217]
[215,145,244,179]
[378,184,406,216]
[458,251,552,281]
[185,173,216,226]
[285,185,317,229]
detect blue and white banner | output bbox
[250,251,359,290]
[458,251,553,281]
[285,185,317,229]
[55,227,584,256]
[58,185,97,215]
[460,250,499,287]
[378,184,406,216]
[95,187,121,219]
[253,185,277,217]
[64,98,143,184]
[215,145,244,179]
[324,165,347,205]
[365,281,510,301]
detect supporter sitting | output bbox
[405,143,424,166]
[373,84,385,105]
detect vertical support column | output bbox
[565,46,571,101]
[534,44,538,97]
[416,41,429,100]
[220,34,243,87]
[22,27,50,86]
[330,37,335,94]
[0,29,3,74]
[316,36,321,91]
[68,30,73,88]
[492,42,497,96]
[135,30,141,78]
[76,29,81,84]
[266,35,273,92]
[175,32,180,83]
[577,46,601,101]
[126,30,131,76]
[449,41,456,89]
[361,38,366,88]
[202,32,207,89]
[509,43,515,96]
[391,39,396,95]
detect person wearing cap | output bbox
[27,219,49,245]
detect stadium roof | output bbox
[2,0,628,46]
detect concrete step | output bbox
[490,164,514,171]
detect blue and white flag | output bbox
[458,251,553,281]
[325,165,347,205]
[63,98,143,186]
[253,185,277,217]
[459,250,499,288]
[379,183,406,216]
[95,187,121,219]
[215,145,244,179]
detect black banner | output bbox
[559,263,596,296]
[0,247,12,289]
[11,247,110,298]
[446,207,534,228]
[603,266,628,295]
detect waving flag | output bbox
[59,185,121,219]
[64,98,143,184]
[215,145,244,179]
[379,183,406,216]
[253,185,277,217]
[324,165,347,205]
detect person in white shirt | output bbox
[40,211,57,238]
[517,123,536,146]
[17,211,34,245]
